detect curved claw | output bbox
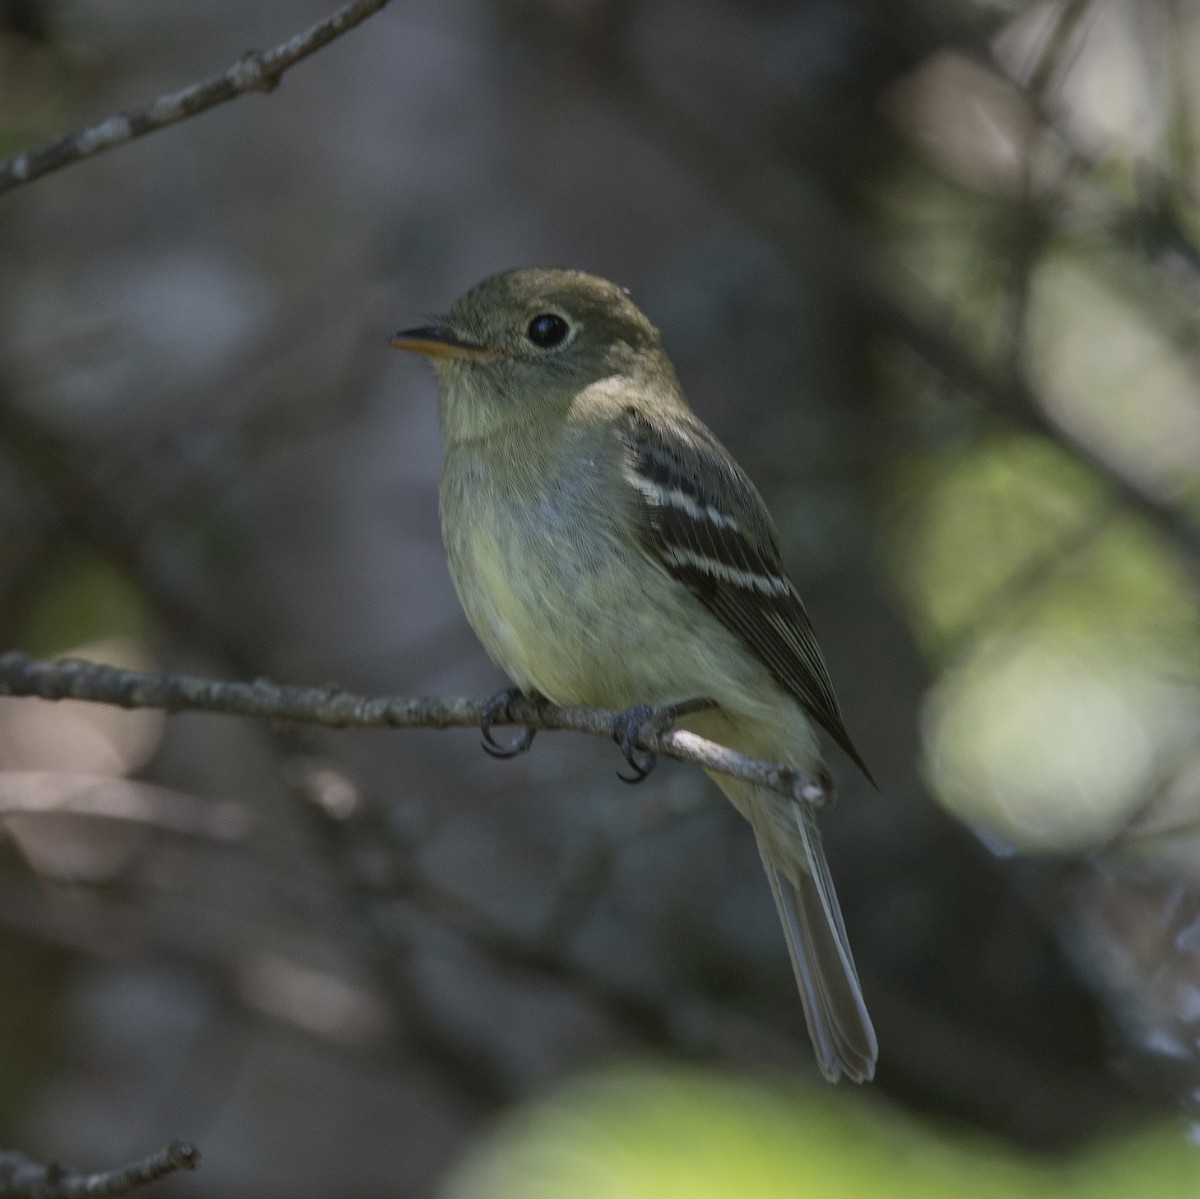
[617,757,656,784]
[480,687,537,759]
[611,704,660,784]
[482,725,536,759]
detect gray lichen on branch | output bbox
[0,652,830,808]
[0,0,394,194]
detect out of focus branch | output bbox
[0,0,393,194]
[503,0,1200,570]
[0,653,829,807]
[877,301,1200,567]
[0,1141,199,1198]
[0,773,253,841]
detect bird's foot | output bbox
[480,687,541,759]
[611,698,715,784]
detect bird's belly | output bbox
[441,453,721,710]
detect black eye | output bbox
[526,312,570,348]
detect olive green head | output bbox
[391,267,679,439]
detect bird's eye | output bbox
[526,312,570,348]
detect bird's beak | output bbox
[389,324,501,361]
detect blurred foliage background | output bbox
[2,0,1200,1194]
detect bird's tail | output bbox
[720,778,877,1082]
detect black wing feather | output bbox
[618,406,874,785]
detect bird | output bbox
[391,267,877,1082]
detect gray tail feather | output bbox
[751,806,877,1083]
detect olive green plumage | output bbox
[395,267,877,1082]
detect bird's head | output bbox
[391,267,676,441]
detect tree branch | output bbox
[0,0,393,195]
[0,1141,198,1198]
[0,653,830,806]
[874,298,1200,569]
[502,0,1200,571]
[0,773,253,841]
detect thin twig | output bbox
[0,653,829,807]
[0,1140,199,1198]
[0,0,393,194]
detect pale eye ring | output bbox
[526,312,570,348]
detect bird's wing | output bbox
[615,404,873,784]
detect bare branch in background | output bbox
[0,1140,199,1198]
[0,0,394,194]
[0,773,254,841]
[503,0,1200,571]
[0,653,831,807]
[878,301,1200,569]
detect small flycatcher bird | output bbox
[391,268,877,1082]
